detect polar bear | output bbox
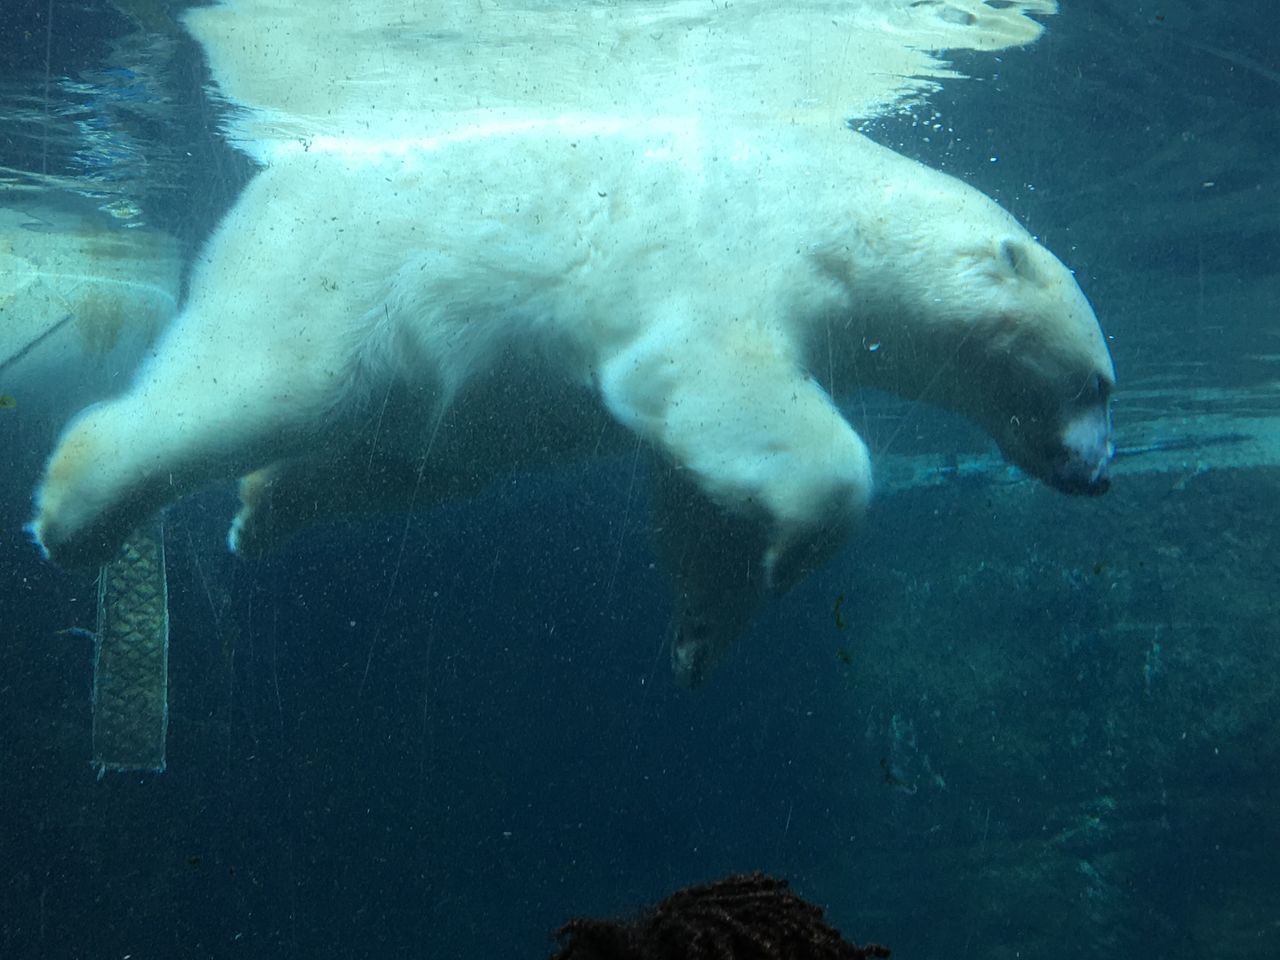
[28,117,1114,683]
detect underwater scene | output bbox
[1,1,1277,957]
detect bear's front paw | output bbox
[670,615,721,689]
[762,512,859,595]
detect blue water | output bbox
[2,3,1277,958]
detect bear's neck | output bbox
[795,238,971,409]
[799,294,966,410]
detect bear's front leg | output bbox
[648,463,770,686]
[600,315,872,680]
[601,316,872,583]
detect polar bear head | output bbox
[952,233,1115,496]
[820,161,1116,496]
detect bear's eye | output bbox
[1071,372,1110,404]
[1082,372,1111,403]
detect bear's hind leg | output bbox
[227,448,441,555]
[30,308,364,566]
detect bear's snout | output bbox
[1052,404,1114,496]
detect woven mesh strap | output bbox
[92,520,169,775]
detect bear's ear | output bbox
[996,237,1039,282]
